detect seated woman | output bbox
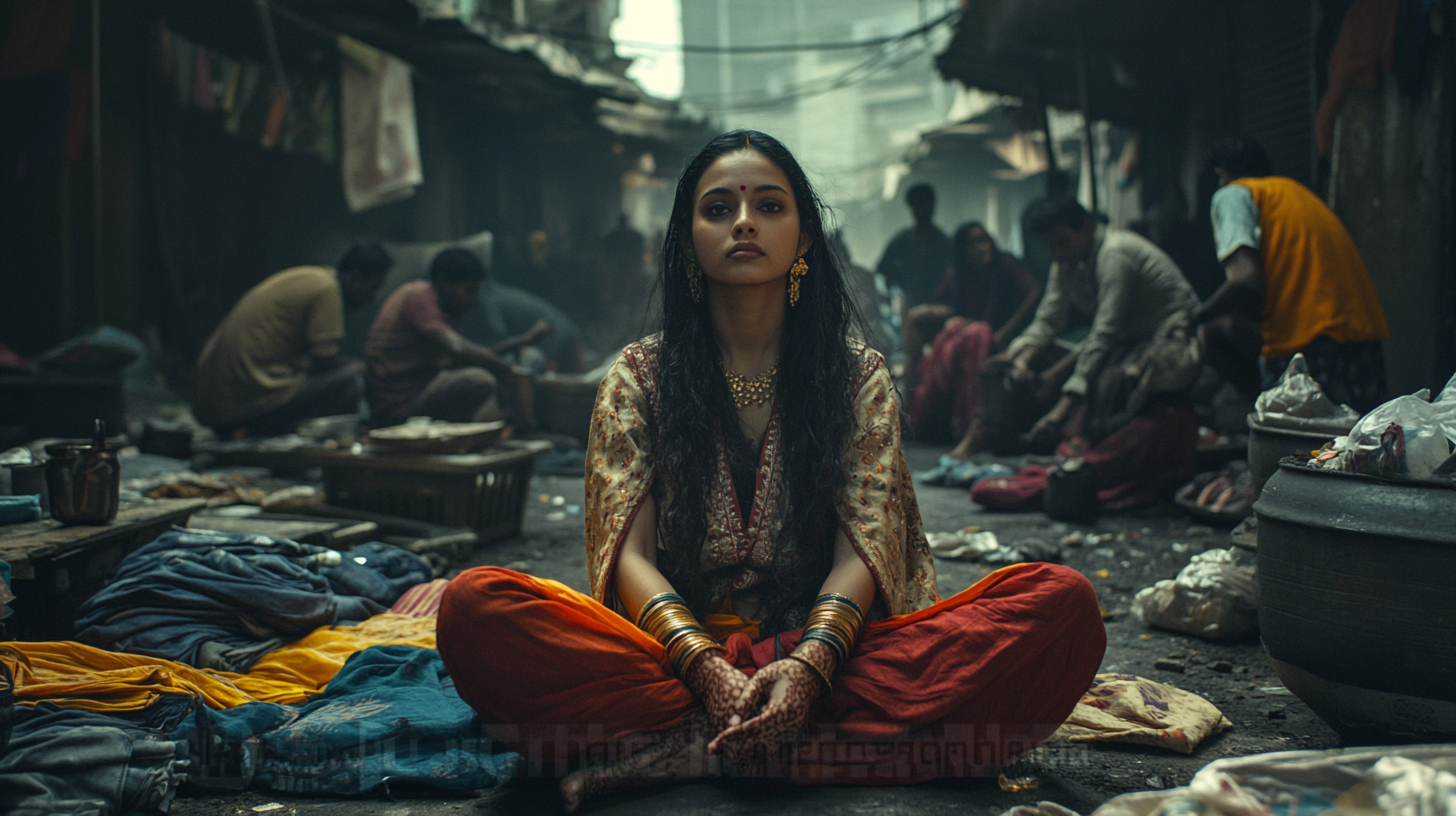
[436,131,1104,811]
[905,222,1042,447]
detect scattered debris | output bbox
[928,532,1061,564]
[1154,657,1188,673]
[1210,660,1234,673]
[927,530,1001,560]
[1051,673,1233,754]
[1133,548,1259,641]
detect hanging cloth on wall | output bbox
[338,34,422,212]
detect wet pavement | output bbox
[170,442,1341,816]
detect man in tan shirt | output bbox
[193,243,393,437]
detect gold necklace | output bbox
[723,363,777,409]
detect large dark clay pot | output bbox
[1255,461,1456,743]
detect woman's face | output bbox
[965,227,994,266]
[690,150,809,292]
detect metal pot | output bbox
[44,420,120,525]
[1246,413,1347,497]
[1254,461,1456,743]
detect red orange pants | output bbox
[436,562,1104,782]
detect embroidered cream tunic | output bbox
[584,335,938,633]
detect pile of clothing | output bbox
[0,530,517,814]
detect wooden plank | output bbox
[0,498,206,576]
[183,516,342,543]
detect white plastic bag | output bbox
[1256,354,1359,422]
[1073,744,1456,816]
[1431,371,1456,449]
[1336,388,1452,479]
[1133,548,1258,642]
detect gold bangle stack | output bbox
[797,593,866,671]
[636,592,725,679]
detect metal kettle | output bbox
[44,420,120,525]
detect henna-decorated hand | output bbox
[683,652,754,733]
[707,639,834,754]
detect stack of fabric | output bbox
[0,529,518,813]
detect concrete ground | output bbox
[170,442,1340,816]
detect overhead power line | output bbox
[684,12,959,112]
[478,6,961,55]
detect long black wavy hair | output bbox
[950,221,1000,273]
[652,130,865,634]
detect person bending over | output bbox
[990,197,1202,453]
[1195,137,1389,412]
[364,247,545,429]
[193,242,392,438]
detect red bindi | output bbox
[740,185,746,191]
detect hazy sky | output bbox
[611,0,683,98]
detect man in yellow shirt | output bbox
[193,243,393,437]
[1194,138,1390,412]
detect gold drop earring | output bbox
[788,256,808,306]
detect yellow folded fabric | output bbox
[1,612,437,711]
[231,612,437,704]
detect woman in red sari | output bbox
[436,131,1104,811]
[905,222,1042,449]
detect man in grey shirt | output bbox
[1005,197,1202,447]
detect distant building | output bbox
[680,0,961,264]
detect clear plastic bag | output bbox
[1431,371,1456,449]
[1256,353,1360,423]
[1336,388,1453,479]
[1026,744,1456,816]
[1133,548,1258,642]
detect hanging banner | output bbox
[338,34,422,213]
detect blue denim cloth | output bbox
[74,529,428,670]
[178,645,519,795]
[320,541,432,608]
[1,703,189,816]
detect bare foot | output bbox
[947,419,984,460]
[559,713,717,812]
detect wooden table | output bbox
[0,498,206,641]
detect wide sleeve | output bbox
[835,355,939,617]
[1064,246,1138,397]
[583,351,656,613]
[1007,260,1070,357]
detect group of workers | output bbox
[193,133,1390,511]
[192,245,548,439]
[883,136,1389,508]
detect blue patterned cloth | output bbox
[179,645,519,795]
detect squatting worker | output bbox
[364,247,545,429]
[435,130,1104,812]
[1195,137,1389,412]
[1001,197,1202,449]
[192,242,392,438]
